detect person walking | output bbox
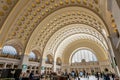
[29,71,34,80]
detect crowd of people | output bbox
[18,68,119,80]
[62,69,117,80]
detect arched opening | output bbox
[29,51,40,62]
[29,52,36,59]
[56,57,62,66]
[2,46,17,55]
[0,45,20,59]
[45,54,53,64]
[71,49,98,63]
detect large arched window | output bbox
[45,54,53,64]
[2,46,17,55]
[72,49,97,63]
[29,52,36,59]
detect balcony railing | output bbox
[29,58,41,62]
[0,53,21,59]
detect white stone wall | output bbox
[62,61,113,73]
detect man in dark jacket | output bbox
[29,71,34,80]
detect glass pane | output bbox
[72,49,97,63]
[29,52,36,59]
[2,46,17,55]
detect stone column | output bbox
[53,61,56,72]
[20,54,29,72]
[113,48,120,77]
[29,65,32,73]
[12,63,14,69]
[41,57,46,74]
[3,63,7,69]
[0,48,2,54]
[109,36,120,76]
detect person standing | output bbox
[79,71,83,77]
[112,73,115,80]
[104,68,110,80]
[83,70,86,78]
[29,71,34,80]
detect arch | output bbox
[28,47,42,62]
[46,24,108,56]
[25,6,109,57]
[71,48,98,63]
[56,57,62,66]
[2,46,17,55]
[45,54,54,64]
[1,0,110,51]
[62,40,108,64]
[29,52,36,59]
[3,39,23,55]
[54,33,109,64]
[31,50,41,59]
[0,0,29,47]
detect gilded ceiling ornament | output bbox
[65,0,69,4]
[113,28,117,33]
[71,0,75,3]
[29,28,32,31]
[17,21,22,26]
[77,0,81,3]
[55,4,58,7]
[83,0,87,5]
[21,17,25,21]
[89,3,93,8]
[95,7,99,12]
[24,37,27,40]
[15,27,19,31]
[26,33,29,36]
[18,35,22,38]
[45,9,49,12]
[94,0,98,4]
[0,11,4,16]
[24,12,28,16]
[32,4,36,8]
[26,21,30,24]
[112,23,116,28]
[38,15,41,19]
[24,25,27,29]
[37,8,41,12]
[29,16,33,20]
[50,0,54,2]
[34,19,38,23]
[33,12,37,16]
[12,32,16,36]
[41,12,45,16]
[50,6,53,9]
[21,30,24,33]
[31,24,34,27]
[60,1,63,5]
[6,0,12,5]
[46,2,50,5]
[41,5,45,9]
[35,0,40,4]
[2,5,8,11]
[28,8,32,12]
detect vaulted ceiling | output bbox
[0,0,115,63]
